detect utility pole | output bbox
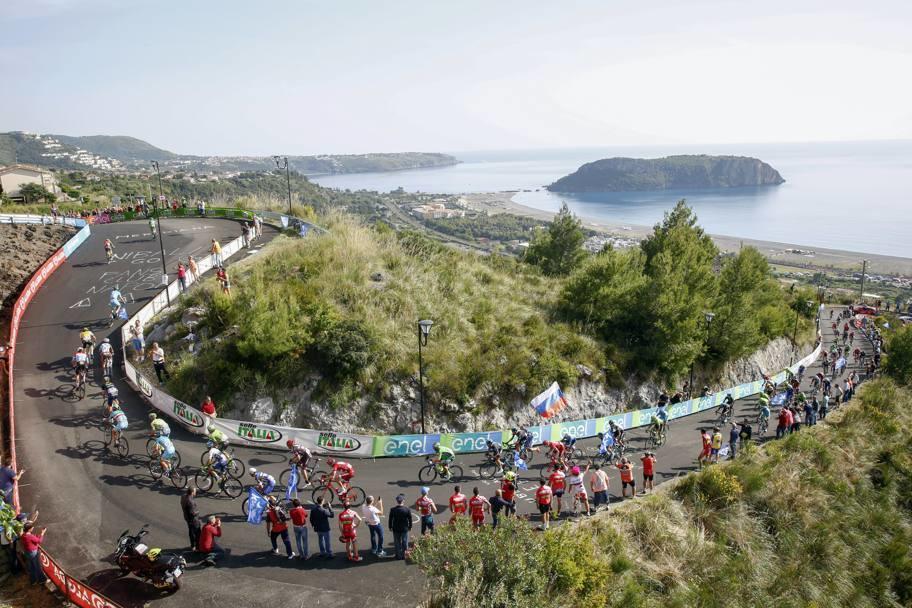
[859,259,868,303]
[273,156,292,216]
[151,161,170,305]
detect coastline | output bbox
[461,192,912,276]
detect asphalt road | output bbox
[12,216,860,608]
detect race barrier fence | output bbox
[0,213,86,227]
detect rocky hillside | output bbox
[0,223,74,311]
[548,155,785,192]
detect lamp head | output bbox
[418,319,434,337]
[704,311,715,324]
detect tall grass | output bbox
[415,377,912,607]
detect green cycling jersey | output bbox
[436,446,455,462]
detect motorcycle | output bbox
[114,525,186,591]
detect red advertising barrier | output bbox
[40,549,122,608]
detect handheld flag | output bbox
[246,488,268,525]
[512,451,528,471]
[117,306,129,320]
[285,465,299,501]
[771,392,788,406]
[530,382,569,419]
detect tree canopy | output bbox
[523,203,586,276]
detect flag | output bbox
[284,465,298,501]
[835,356,846,370]
[246,488,268,525]
[117,306,128,320]
[770,392,788,406]
[530,381,569,419]
[512,451,528,471]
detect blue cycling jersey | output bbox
[109,410,128,428]
[155,435,175,454]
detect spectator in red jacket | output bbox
[289,498,309,559]
[198,515,224,567]
[20,523,47,584]
[200,396,217,428]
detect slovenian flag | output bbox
[531,381,569,419]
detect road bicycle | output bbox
[105,248,114,264]
[310,474,366,507]
[757,415,769,435]
[100,354,114,378]
[715,404,733,425]
[418,458,464,484]
[279,457,325,492]
[148,453,187,489]
[102,421,130,458]
[501,440,536,464]
[70,370,87,400]
[145,441,182,469]
[477,453,514,479]
[194,465,243,498]
[196,444,243,477]
[646,425,667,450]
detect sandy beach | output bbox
[461,192,912,277]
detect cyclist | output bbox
[109,288,126,325]
[103,238,115,263]
[505,427,532,453]
[154,434,177,475]
[609,420,626,449]
[97,338,114,373]
[758,400,771,432]
[148,412,171,438]
[206,425,229,451]
[71,347,89,385]
[149,216,157,238]
[285,439,314,486]
[205,444,229,475]
[543,440,567,466]
[431,443,455,478]
[647,413,666,441]
[249,468,276,496]
[107,402,128,446]
[596,432,615,458]
[717,393,734,419]
[79,328,96,362]
[485,439,504,474]
[560,433,577,451]
[326,458,355,491]
[104,381,119,411]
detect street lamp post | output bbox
[150,161,169,304]
[273,156,293,216]
[689,311,715,398]
[417,319,434,434]
[790,300,815,365]
[859,259,869,303]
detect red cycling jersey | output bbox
[449,492,467,515]
[501,479,516,501]
[536,485,553,505]
[416,495,435,516]
[339,508,357,539]
[469,495,488,519]
[333,462,354,479]
[548,470,566,491]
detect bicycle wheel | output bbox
[172,450,182,469]
[445,464,464,482]
[103,426,113,447]
[170,467,188,489]
[146,438,158,457]
[342,486,366,507]
[149,459,164,480]
[115,436,130,458]
[311,484,335,507]
[418,465,438,484]
[570,448,584,461]
[520,448,535,464]
[77,381,86,400]
[227,457,245,478]
[242,496,250,516]
[195,471,215,493]
[478,461,497,479]
[222,475,243,499]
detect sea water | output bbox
[312,140,912,258]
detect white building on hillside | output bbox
[0,164,61,201]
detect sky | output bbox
[1,0,910,155]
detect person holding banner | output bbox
[265,497,295,559]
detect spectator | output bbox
[129,321,145,362]
[200,395,217,428]
[199,515,224,567]
[176,262,187,292]
[1,509,37,575]
[415,487,437,536]
[289,499,309,560]
[20,523,47,585]
[338,501,363,562]
[187,255,199,283]
[265,497,294,558]
[180,487,201,550]
[489,489,511,528]
[241,222,252,248]
[310,495,334,559]
[589,463,610,511]
[728,422,740,459]
[388,494,412,560]
[210,239,222,266]
[616,457,636,498]
[150,342,170,383]
[216,266,231,297]
[641,452,657,494]
[0,341,11,375]
[362,495,387,557]
[0,459,24,505]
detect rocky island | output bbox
[548,154,785,192]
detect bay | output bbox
[311,141,912,258]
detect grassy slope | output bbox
[415,377,912,608]
[162,216,606,413]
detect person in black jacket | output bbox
[310,496,335,559]
[180,487,201,550]
[388,494,413,560]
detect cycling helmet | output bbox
[504,471,516,481]
[326,458,335,466]
[76,347,85,352]
[207,425,216,433]
[511,427,518,434]
[249,468,258,476]
[82,327,89,332]
[103,338,110,343]
[486,439,494,446]
[433,442,440,450]
[148,413,157,420]
[597,432,604,439]
[111,401,121,410]
[147,548,161,561]
[286,439,295,448]
[571,466,580,475]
